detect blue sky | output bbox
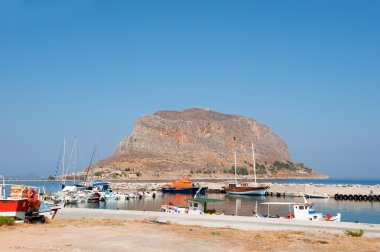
[0,1,379,179]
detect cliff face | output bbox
[98,108,319,178]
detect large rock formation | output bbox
[97,108,320,179]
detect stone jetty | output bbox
[110,181,380,200]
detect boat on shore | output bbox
[0,175,61,222]
[161,178,207,194]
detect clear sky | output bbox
[0,1,379,179]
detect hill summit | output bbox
[96,108,321,179]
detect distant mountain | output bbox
[96,108,323,179]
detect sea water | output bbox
[5,179,380,224]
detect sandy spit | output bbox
[0,219,379,252]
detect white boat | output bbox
[38,202,62,219]
[304,193,329,199]
[258,194,340,222]
[161,197,224,215]
[161,187,224,215]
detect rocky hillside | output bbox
[96,108,322,179]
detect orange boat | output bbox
[161,178,207,194]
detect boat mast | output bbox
[62,137,66,186]
[234,151,237,185]
[85,137,99,182]
[66,136,78,184]
[251,142,257,185]
[73,137,77,184]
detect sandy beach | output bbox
[2,208,380,251]
[1,218,380,252]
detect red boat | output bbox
[0,198,29,220]
[0,175,35,220]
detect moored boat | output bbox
[161,177,207,194]
[304,193,329,199]
[161,187,223,214]
[161,197,223,215]
[258,194,340,222]
[224,145,271,196]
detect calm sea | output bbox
[4,179,380,224]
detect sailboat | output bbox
[223,143,270,195]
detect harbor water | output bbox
[5,179,380,224]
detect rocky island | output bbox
[94,108,323,179]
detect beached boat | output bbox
[0,175,60,222]
[161,177,207,194]
[258,194,340,222]
[224,144,270,196]
[0,176,30,220]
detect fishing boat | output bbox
[224,144,270,196]
[161,188,223,214]
[258,194,341,222]
[161,177,207,194]
[87,192,101,203]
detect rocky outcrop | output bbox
[97,108,320,179]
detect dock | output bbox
[57,208,380,237]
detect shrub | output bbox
[0,216,15,226]
[94,171,103,177]
[229,166,248,175]
[344,229,364,237]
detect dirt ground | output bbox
[1,219,379,252]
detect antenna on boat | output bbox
[65,136,78,185]
[85,136,100,182]
[300,192,308,204]
[251,142,257,186]
[0,175,5,198]
[234,151,237,185]
[61,137,66,189]
[194,187,202,199]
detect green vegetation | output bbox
[110,173,119,179]
[0,216,15,226]
[205,209,216,214]
[229,166,248,175]
[135,171,142,177]
[272,161,297,171]
[211,230,221,235]
[47,175,55,180]
[94,171,103,177]
[203,169,213,175]
[344,229,364,237]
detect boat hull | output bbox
[161,187,207,194]
[305,193,329,199]
[0,199,29,219]
[224,186,269,196]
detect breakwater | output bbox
[109,181,380,201]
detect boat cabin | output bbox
[187,197,223,214]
